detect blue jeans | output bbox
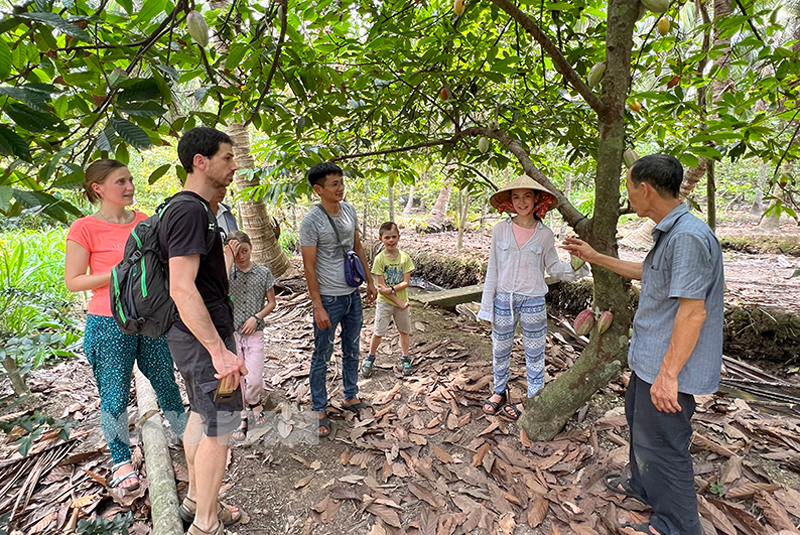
[310,292,363,413]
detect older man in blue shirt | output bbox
[564,154,724,535]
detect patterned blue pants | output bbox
[84,315,186,465]
[491,294,547,398]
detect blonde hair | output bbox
[83,159,126,204]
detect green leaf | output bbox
[5,103,64,133]
[117,78,161,103]
[95,126,117,151]
[148,163,170,184]
[112,118,151,148]
[225,43,249,71]
[117,101,166,117]
[117,0,133,15]
[115,141,130,164]
[136,0,167,24]
[0,39,11,80]
[0,186,12,211]
[0,86,49,112]
[0,126,32,162]
[16,12,91,41]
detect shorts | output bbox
[167,326,243,437]
[373,300,412,337]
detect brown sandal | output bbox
[179,497,243,526]
[187,522,227,535]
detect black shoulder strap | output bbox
[317,204,344,249]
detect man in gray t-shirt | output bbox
[564,155,723,535]
[299,162,377,439]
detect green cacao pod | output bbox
[623,149,639,169]
[478,137,490,153]
[597,311,614,334]
[587,62,605,89]
[187,10,209,47]
[638,3,648,19]
[570,255,585,271]
[641,0,669,14]
[574,309,595,336]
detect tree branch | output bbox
[245,0,287,126]
[489,0,605,116]
[332,126,590,236]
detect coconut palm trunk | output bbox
[226,123,291,277]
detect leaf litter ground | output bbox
[2,218,800,534]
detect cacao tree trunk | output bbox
[403,184,415,215]
[707,160,717,230]
[760,183,783,230]
[427,178,453,231]
[457,189,469,251]
[514,0,639,440]
[226,123,291,278]
[559,173,572,239]
[751,162,766,215]
[388,179,395,223]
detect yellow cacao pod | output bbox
[454,0,465,16]
[623,149,639,169]
[587,62,605,89]
[657,16,670,36]
[187,10,209,47]
[597,311,614,334]
[570,255,585,271]
[478,137,490,153]
[574,309,595,336]
[641,0,669,14]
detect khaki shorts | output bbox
[373,300,412,336]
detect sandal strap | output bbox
[109,470,139,487]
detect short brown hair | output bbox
[378,221,398,237]
[83,159,126,204]
[226,230,251,245]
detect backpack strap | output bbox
[161,192,220,256]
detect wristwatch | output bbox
[390,286,396,294]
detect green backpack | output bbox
[110,193,221,338]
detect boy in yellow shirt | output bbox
[362,222,415,377]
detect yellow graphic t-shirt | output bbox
[371,250,415,306]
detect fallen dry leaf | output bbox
[431,444,453,464]
[419,506,437,535]
[754,490,800,534]
[527,493,549,528]
[311,495,340,524]
[294,473,314,489]
[697,495,736,535]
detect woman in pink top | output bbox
[477,175,590,421]
[65,160,185,491]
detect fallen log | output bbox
[134,365,183,535]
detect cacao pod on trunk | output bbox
[587,62,605,89]
[623,149,639,169]
[574,309,595,336]
[598,311,614,334]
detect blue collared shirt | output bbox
[628,203,725,395]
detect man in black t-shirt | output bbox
[161,127,247,535]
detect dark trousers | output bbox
[626,372,702,535]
